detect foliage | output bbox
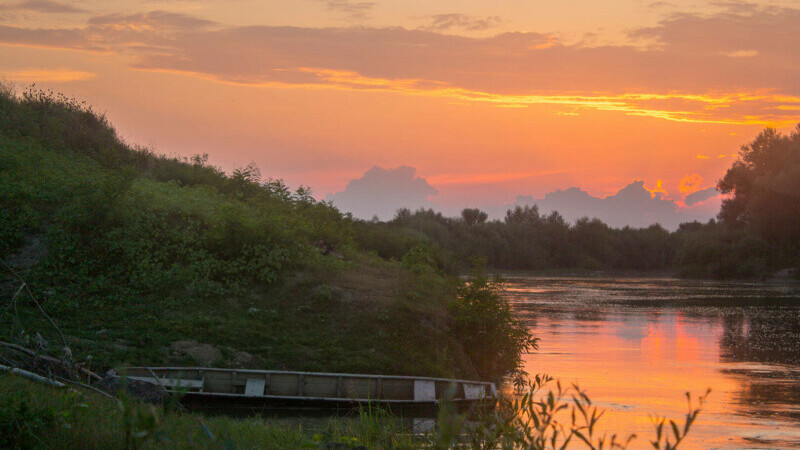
[118,391,162,450]
[0,389,65,450]
[672,221,772,279]
[461,207,488,225]
[449,271,539,381]
[0,85,497,380]
[345,126,800,279]
[0,372,708,450]
[648,390,710,450]
[718,125,800,242]
[352,124,800,278]
[0,86,349,299]
[451,374,709,450]
[354,206,675,275]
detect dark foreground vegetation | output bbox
[356,125,800,280]
[0,371,708,449]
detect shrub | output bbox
[451,374,710,450]
[449,272,538,381]
[0,393,64,450]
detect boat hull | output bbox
[177,392,494,417]
[113,366,497,416]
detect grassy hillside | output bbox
[0,85,529,381]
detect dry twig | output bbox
[0,258,68,351]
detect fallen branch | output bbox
[54,375,123,406]
[1,363,65,388]
[0,341,102,382]
[1,258,69,352]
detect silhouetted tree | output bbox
[504,205,541,226]
[393,207,412,224]
[718,125,800,242]
[461,208,488,225]
[229,162,262,199]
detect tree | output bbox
[461,208,488,225]
[718,125,800,242]
[229,162,262,199]
[504,205,541,226]
[393,207,412,225]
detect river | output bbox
[506,276,800,449]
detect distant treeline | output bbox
[354,126,800,279]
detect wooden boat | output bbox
[114,367,497,413]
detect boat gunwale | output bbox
[117,366,496,390]
[176,391,489,404]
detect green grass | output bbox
[8,250,474,379]
[0,372,363,449]
[1,372,454,449]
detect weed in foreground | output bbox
[435,374,710,450]
[1,371,709,449]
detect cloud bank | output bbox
[0,1,86,15]
[1,4,799,125]
[514,181,718,230]
[329,167,720,229]
[326,166,437,220]
[308,0,376,22]
[684,186,719,206]
[420,14,502,32]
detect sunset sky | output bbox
[1,0,799,221]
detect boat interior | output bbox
[117,367,494,402]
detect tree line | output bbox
[354,125,800,279]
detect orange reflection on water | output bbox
[519,308,798,449]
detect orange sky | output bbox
[1,0,799,213]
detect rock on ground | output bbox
[169,340,222,366]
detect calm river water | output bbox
[506,276,800,449]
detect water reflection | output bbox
[721,311,800,366]
[506,277,800,449]
[720,310,800,426]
